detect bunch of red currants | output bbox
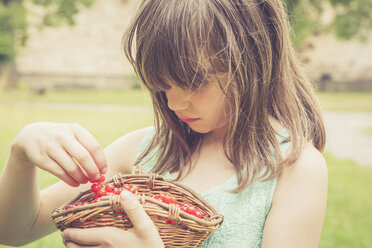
[90,175,139,200]
[153,192,206,220]
[64,175,206,223]
[64,175,139,210]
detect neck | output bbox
[203,127,227,144]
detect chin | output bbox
[191,128,211,134]
[188,125,212,134]
[188,120,227,135]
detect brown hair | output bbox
[123,0,326,192]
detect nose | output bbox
[165,86,190,111]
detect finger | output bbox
[62,228,102,246]
[46,145,89,184]
[62,139,101,181]
[64,241,99,248]
[71,124,107,174]
[120,190,156,235]
[42,156,80,187]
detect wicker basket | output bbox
[52,173,224,247]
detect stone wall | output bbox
[298,35,372,91]
[15,1,372,91]
[16,0,137,89]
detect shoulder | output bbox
[261,143,328,248]
[104,126,154,175]
[278,143,328,189]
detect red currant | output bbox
[180,203,189,213]
[153,195,161,200]
[99,175,105,183]
[186,206,197,215]
[181,202,191,208]
[89,174,105,183]
[167,194,177,204]
[91,183,102,193]
[159,192,177,204]
[166,220,176,224]
[194,210,205,219]
[130,185,139,194]
[180,205,188,212]
[105,183,116,193]
[113,188,122,195]
[123,184,132,191]
[95,188,107,198]
[64,205,73,210]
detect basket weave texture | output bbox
[52,173,224,247]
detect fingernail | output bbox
[100,166,107,174]
[92,173,100,181]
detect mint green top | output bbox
[134,127,291,247]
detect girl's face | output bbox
[164,74,230,137]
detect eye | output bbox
[188,76,209,92]
[190,85,204,94]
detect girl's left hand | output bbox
[61,191,164,248]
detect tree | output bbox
[0,0,25,66]
[0,0,95,66]
[1,0,371,68]
[284,0,372,46]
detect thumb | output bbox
[120,190,156,233]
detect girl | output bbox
[0,0,328,247]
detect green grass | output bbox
[0,89,371,247]
[365,126,372,135]
[1,88,372,112]
[317,92,372,112]
[320,153,372,248]
[0,88,152,106]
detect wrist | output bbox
[9,141,36,171]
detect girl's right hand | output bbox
[11,122,107,187]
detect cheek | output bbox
[210,98,229,125]
[193,82,230,124]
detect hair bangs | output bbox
[133,0,226,93]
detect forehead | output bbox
[142,46,214,92]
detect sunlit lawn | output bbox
[317,92,372,112]
[320,153,372,248]
[0,89,371,247]
[0,88,152,106]
[2,88,372,111]
[366,126,372,135]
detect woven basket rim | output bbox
[52,173,224,227]
[52,194,223,227]
[113,173,219,212]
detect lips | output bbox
[176,114,200,124]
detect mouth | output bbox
[177,115,200,124]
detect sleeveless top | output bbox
[133,127,291,247]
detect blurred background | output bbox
[0,0,371,247]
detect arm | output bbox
[0,122,151,246]
[261,144,328,248]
